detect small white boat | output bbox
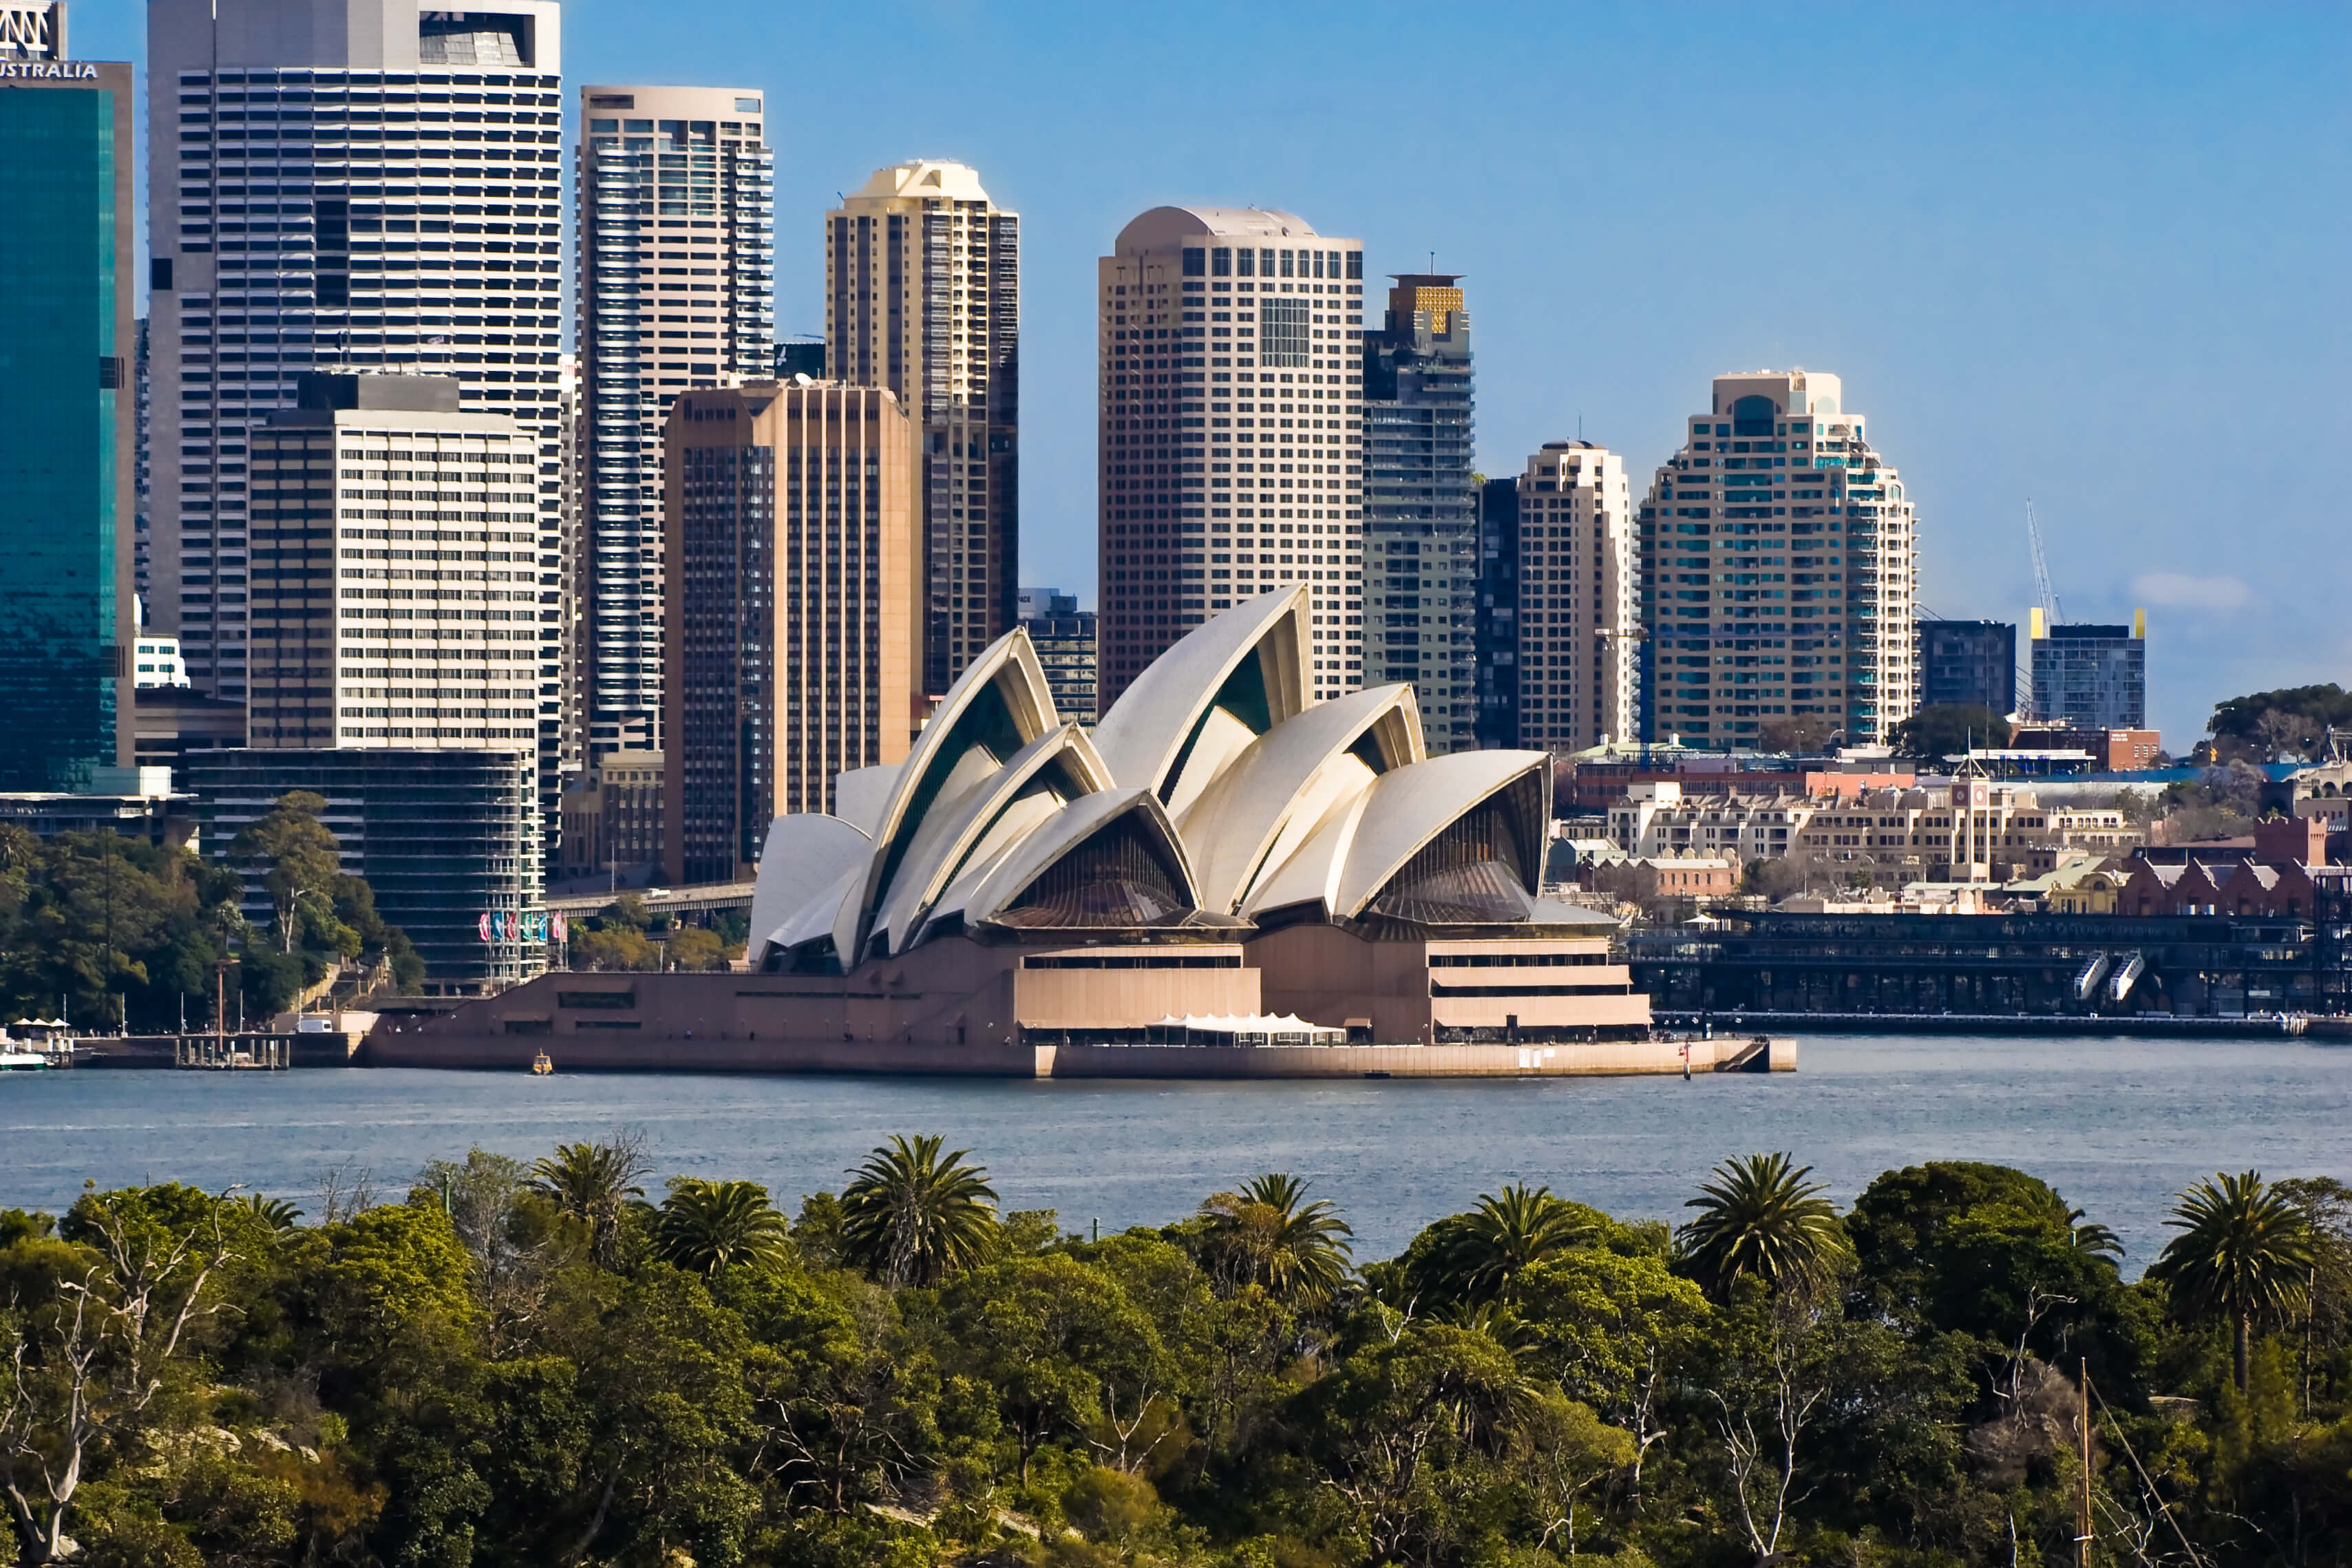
[0,1019,75,1070]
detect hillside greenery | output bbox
[0,792,419,1032]
[2,1145,2348,1567]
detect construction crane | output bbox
[2021,500,2064,723]
[2025,499,2064,628]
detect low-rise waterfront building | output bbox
[1786,783,2132,882]
[1632,893,2352,1019]
[1609,781,1821,861]
[1586,856,1739,904]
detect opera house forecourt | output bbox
[374,590,1780,1076]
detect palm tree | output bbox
[1426,1184,1596,1309]
[839,1134,999,1287]
[2064,1205,2125,1265]
[234,1194,304,1231]
[1676,1152,1847,1301]
[529,1136,651,1267]
[2146,1169,2316,1390]
[653,1178,793,1276]
[1198,1172,1355,1306]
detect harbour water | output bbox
[2,1032,2345,1264]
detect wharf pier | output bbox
[1655,1010,2309,1038]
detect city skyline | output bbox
[76,1,2352,747]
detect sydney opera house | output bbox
[374,590,1665,1076]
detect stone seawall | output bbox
[361,1030,1791,1079]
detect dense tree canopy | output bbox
[0,815,419,1032]
[2210,682,2352,760]
[3,1143,2349,1567]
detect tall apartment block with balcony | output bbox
[1637,371,1918,746]
[1513,441,1635,750]
[576,85,774,758]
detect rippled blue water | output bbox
[3,1034,2345,1266]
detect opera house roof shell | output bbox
[748,587,1600,971]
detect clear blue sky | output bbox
[92,1,2349,745]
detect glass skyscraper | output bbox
[0,36,136,791]
[1361,274,1474,752]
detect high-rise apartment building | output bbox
[550,351,584,796]
[145,0,566,734]
[246,375,544,755]
[1473,476,1523,750]
[0,19,135,791]
[2031,611,2146,730]
[827,161,1018,700]
[1919,618,2017,714]
[1362,274,1476,752]
[1098,209,1364,713]
[663,382,913,886]
[1514,442,1635,750]
[1636,371,1918,746]
[576,85,773,757]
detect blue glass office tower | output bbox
[0,36,137,791]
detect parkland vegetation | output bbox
[2,1139,2348,1567]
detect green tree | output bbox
[840,1134,999,1288]
[2148,1169,2316,1391]
[0,1186,242,1563]
[1888,703,2012,761]
[1514,1246,1713,1503]
[941,1252,1164,1486]
[2210,684,2352,757]
[228,791,343,955]
[1423,1183,1596,1310]
[569,921,657,971]
[528,1134,652,1269]
[653,1178,792,1275]
[1289,1320,1532,1565]
[1677,1152,1849,1302]
[1196,1173,1354,1308]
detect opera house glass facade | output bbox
[0,57,137,790]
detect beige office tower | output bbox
[576,85,774,760]
[146,0,565,705]
[662,382,913,886]
[1098,208,1365,717]
[826,162,1017,703]
[1636,370,1918,745]
[1512,441,1635,750]
[245,375,544,753]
